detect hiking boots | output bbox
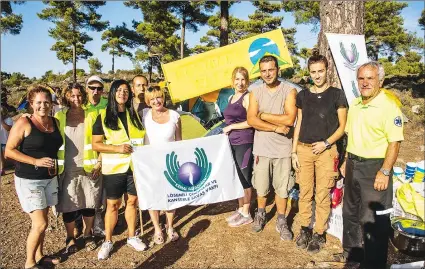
[307,233,326,254]
[296,226,312,249]
[251,210,266,233]
[276,216,293,241]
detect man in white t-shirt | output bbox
[1,106,13,175]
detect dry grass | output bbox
[392,89,425,127]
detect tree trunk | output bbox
[181,18,186,59]
[148,56,153,82]
[318,1,364,88]
[112,54,115,74]
[219,1,229,47]
[72,43,77,82]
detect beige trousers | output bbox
[296,143,339,234]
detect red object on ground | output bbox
[331,179,344,208]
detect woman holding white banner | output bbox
[291,50,348,254]
[222,67,255,227]
[92,80,147,260]
[143,85,182,244]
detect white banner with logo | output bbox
[326,33,369,105]
[132,134,244,210]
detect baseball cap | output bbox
[86,75,104,87]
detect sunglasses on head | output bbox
[147,86,160,92]
[88,86,104,91]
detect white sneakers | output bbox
[127,236,147,251]
[98,237,147,260]
[98,241,113,260]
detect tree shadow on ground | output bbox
[136,219,211,269]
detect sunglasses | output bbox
[147,86,161,92]
[88,86,104,91]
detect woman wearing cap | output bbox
[92,80,146,260]
[5,86,63,269]
[54,83,102,253]
[143,85,182,244]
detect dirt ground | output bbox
[1,123,424,269]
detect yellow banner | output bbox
[162,29,293,103]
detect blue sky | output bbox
[1,1,424,79]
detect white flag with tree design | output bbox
[132,135,244,210]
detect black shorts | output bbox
[230,143,253,189]
[103,171,137,200]
[62,208,95,223]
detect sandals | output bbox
[36,255,61,265]
[153,232,165,245]
[65,237,78,254]
[167,228,179,242]
[84,235,97,251]
[25,264,43,269]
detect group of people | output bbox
[4,51,403,269]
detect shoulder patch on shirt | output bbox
[394,116,402,127]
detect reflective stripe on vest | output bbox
[100,109,145,175]
[55,108,99,174]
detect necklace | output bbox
[33,116,49,131]
[313,84,329,99]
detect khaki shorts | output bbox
[252,156,293,198]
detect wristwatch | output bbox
[324,140,331,149]
[380,168,390,176]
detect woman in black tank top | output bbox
[5,86,63,268]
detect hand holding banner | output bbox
[132,135,244,210]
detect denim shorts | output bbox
[15,175,58,213]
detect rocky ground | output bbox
[1,121,423,269]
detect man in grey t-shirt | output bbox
[247,55,297,240]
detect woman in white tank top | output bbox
[143,86,182,244]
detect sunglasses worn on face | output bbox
[88,86,104,91]
[147,86,160,92]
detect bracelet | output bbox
[34,159,38,170]
[291,152,297,155]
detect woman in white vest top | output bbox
[143,85,182,244]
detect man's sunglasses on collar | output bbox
[147,86,161,92]
[88,86,104,91]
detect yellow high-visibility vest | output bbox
[55,108,99,174]
[100,109,145,175]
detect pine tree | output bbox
[317,1,364,88]
[282,1,423,61]
[125,1,181,80]
[38,1,108,82]
[101,23,141,73]
[193,1,298,77]
[88,58,103,74]
[1,1,24,35]
[220,1,229,47]
[168,1,214,58]
[418,9,424,30]
[192,13,246,53]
